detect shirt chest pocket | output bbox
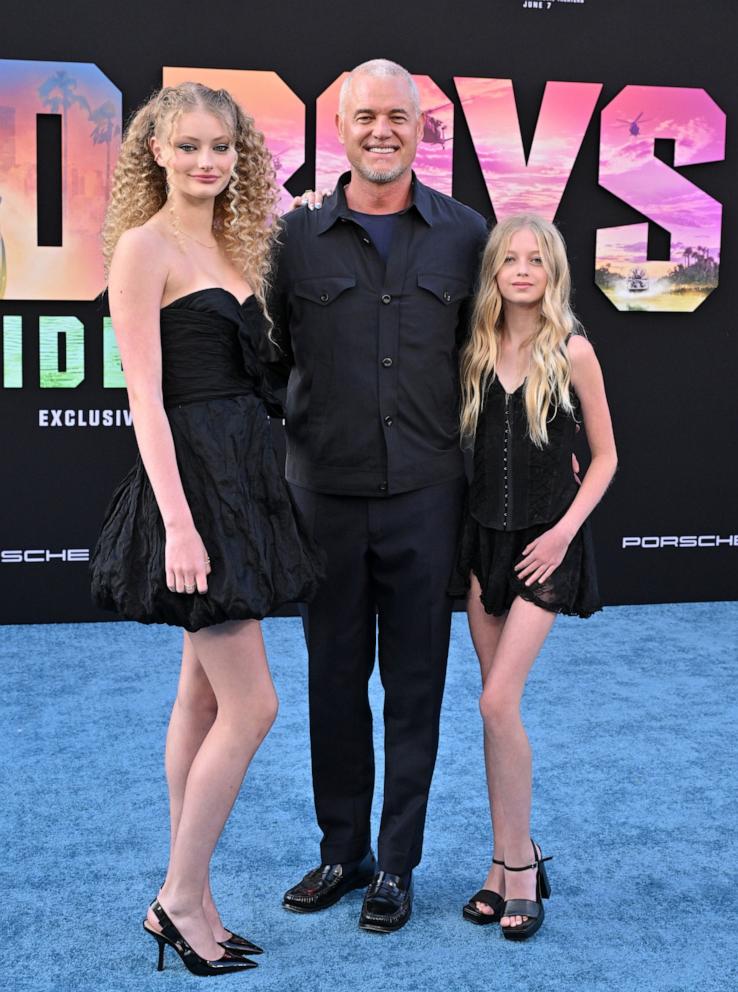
[292,275,357,308]
[291,277,358,359]
[416,273,471,306]
[414,273,473,355]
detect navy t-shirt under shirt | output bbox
[348,210,401,265]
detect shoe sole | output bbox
[501,910,544,941]
[282,874,374,914]
[462,906,500,925]
[359,906,412,934]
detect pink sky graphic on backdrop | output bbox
[597,85,725,276]
[1,65,727,306]
[454,78,602,220]
[0,60,121,299]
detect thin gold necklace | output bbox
[179,227,219,250]
[168,209,219,250]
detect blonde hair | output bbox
[102,82,280,313]
[460,213,582,447]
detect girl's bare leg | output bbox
[466,575,507,913]
[147,619,278,959]
[478,595,555,928]
[157,634,237,940]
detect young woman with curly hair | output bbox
[90,82,322,975]
[449,214,617,941]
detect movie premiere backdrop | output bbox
[1,0,736,623]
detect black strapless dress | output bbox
[90,288,323,632]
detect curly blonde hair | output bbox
[460,213,582,447]
[102,82,280,312]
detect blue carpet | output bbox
[2,603,737,992]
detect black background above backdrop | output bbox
[1,0,736,623]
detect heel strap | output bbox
[492,858,504,866]
[150,899,180,943]
[504,855,553,872]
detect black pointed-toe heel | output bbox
[142,899,258,975]
[500,841,553,942]
[462,857,505,925]
[219,930,264,956]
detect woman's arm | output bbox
[109,227,210,595]
[515,334,618,587]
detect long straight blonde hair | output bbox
[460,213,582,446]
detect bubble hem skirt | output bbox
[90,394,324,632]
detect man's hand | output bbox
[290,188,333,211]
[572,452,581,485]
[572,422,581,484]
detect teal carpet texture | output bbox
[3,602,737,992]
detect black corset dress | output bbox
[90,288,323,632]
[448,376,601,618]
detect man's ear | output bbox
[336,112,345,146]
[416,112,426,143]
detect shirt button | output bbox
[384,416,393,427]
[382,357,393,368]
[363,237,371,244]
[378,481,388,492]
[320,292,329,302]
[381,294,392,304]
[443,290,451,302]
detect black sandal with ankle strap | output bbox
[500,841,552,941]
[462,858,505,925]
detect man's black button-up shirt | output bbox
[269,172,488,497]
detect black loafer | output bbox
[359,871,413,933]
[283,851,377,913]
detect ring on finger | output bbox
[184,583,196,594]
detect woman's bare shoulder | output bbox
[567,332,595,358]
[115,216,172,256]
[568,332,599,371]
[110,219,173,306]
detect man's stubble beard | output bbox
[354,161,410,185]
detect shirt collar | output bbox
[316,171,433,234]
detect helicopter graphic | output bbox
[614,112,651,137]
[422,102,454,147]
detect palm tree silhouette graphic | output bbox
[38,69,90,229]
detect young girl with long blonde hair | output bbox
[449,214,617,940]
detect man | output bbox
[270,59,488,932]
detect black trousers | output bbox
[289,477,466,876]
